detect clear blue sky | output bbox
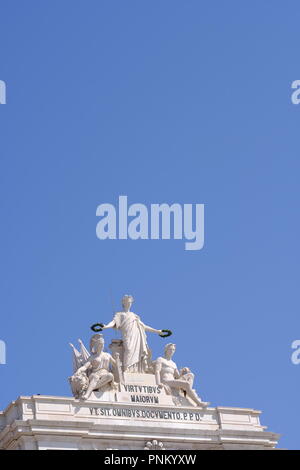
[0,1,299,449]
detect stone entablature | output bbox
[0,395,279,450]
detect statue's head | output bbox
[122,294,134,311]
[90,334,104,354]
[164,343,176,357]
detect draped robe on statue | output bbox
[113,311,150,372]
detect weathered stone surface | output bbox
[0,395,280,450]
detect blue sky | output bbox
[0,1,299,449]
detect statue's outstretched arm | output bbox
[102,319,116,330]
[143,323,162,334]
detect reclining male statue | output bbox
[154,343,209,408]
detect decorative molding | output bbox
[144,440,165,450]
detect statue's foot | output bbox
[196,401,209,408]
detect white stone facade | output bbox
[0,394,280,450]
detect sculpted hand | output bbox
[158,329,173,338]
[180,367,191,376]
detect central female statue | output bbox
[102,295,163,373]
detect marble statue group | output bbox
[69,295,208,408]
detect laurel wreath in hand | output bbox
[90,323,104,332]
[159,329,172,338]
[90,324,172,337]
